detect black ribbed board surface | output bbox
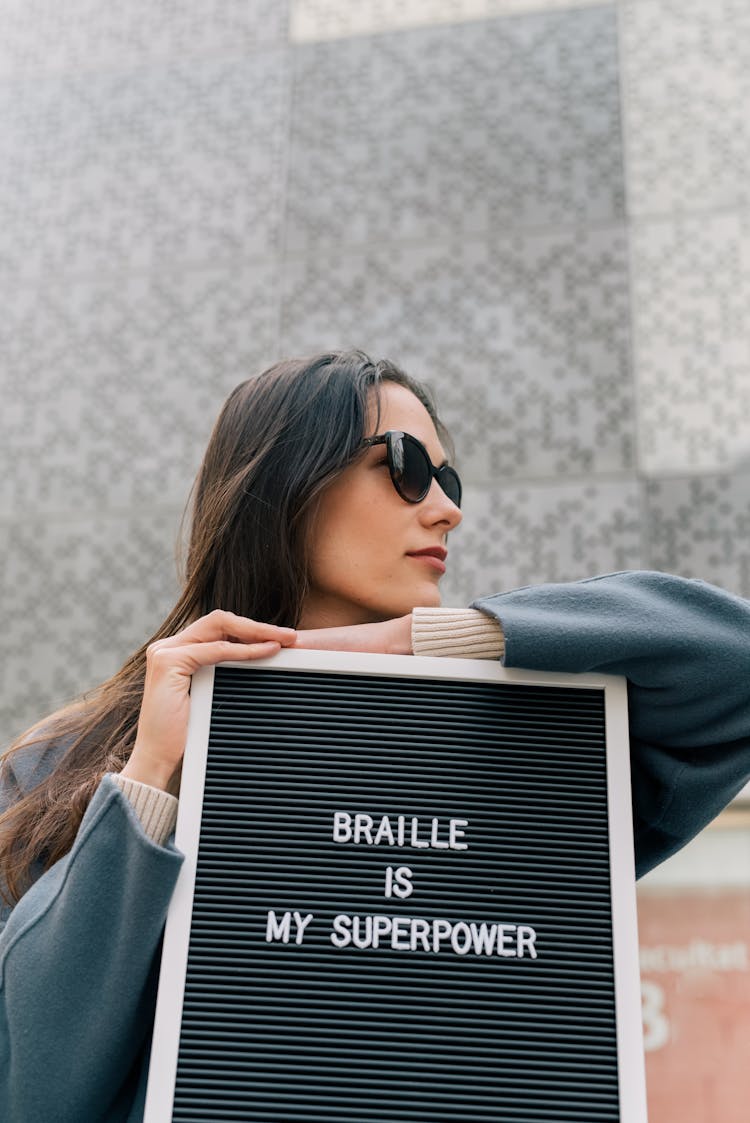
[172,666,619,1121]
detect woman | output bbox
[0,349,748,1122]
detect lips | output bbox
[406,547,448,562]
[406,547,447,575]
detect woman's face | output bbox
[298,382,463,628]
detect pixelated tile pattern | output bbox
[290,0,608,42]
[620,0,750,217]
[285,7,624,254]
[630,211,750,475]
[280,250,371,357]
[0,260,281,516]
[281,227,635,481]
[645,471,750,598]
[0,50,289,288]
[438,478,643,606]
[0,0,289,77]
[0,508,183,744]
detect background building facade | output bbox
[1,2,748,1118]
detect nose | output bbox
[423,478,462,531]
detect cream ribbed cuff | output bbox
[411,607,505,660]
[108,772,179,847]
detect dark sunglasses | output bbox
[361,430,462,508]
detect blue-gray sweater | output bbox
[1,571,749,1122]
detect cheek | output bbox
[359,487,411,553]
[339,507,401,576]
[311,469,415,579]
[312,488,381,566]
[349,510,398,570]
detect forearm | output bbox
[0,776,183,1121]
[470,570,750,874]
[471,570,750,742]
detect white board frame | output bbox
[144,649,647,1122]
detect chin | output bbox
[407,583,442,611]
[371,582,442,620]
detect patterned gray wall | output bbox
[1,0,749,743]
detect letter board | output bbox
[145,649,647,1122]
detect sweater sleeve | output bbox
[470,570,750,878]
[109,772,178,846]
[0,763,184,1122]
[411,606,505,659]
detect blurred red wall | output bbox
[638,890,750,1121]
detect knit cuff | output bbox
[411,607,505,660]
[107,772,179,847]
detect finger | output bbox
[154,611,296,650]
[152,639,283,674]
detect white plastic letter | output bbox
[516,925,537,959]
[374,815,395,845]
[393,866,414,899]
[469,922,498,956]
[333,812,352,843]
[266,910,292,944]
[497,924,517,957]
[372,915,393,948]
[432,919,452,952]
[293,911,314,944]
[330,914,352,948]
[354,813,374,844]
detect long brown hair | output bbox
[0,350,454,906]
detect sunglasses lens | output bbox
[398,434,432,501]
[439,467,462,508]
[393,433,461,507]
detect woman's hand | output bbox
[293,613,413,656]
[122,610,297,791]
